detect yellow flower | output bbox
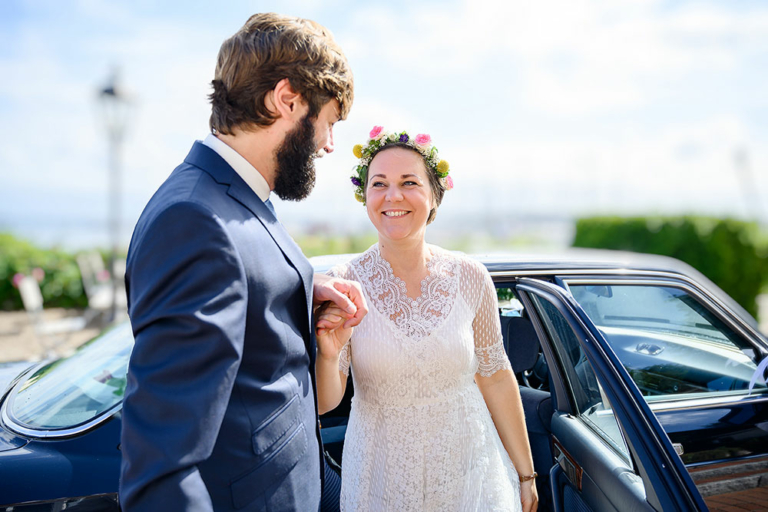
[355,191,365,203]
[437,160,450,175]
[352,144,363,158]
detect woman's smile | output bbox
[382,209,411,218]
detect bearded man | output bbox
[119,14,365,512]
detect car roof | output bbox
[311,247,697,275]
[309,247,761,330]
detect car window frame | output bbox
[517,277,708,511]
[560,275,768,409]
[523,289,634,464]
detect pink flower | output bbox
[369,125,384,140]
[32,267,45,282]
[444,175,454,190]
[414,134,432,147]
[11,273,25,288]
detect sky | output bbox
[1,0,767,249]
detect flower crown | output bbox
[350,126,454,203]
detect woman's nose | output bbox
[385,186,403,202]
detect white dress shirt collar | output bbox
[202,133,271,202]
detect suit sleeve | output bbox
[119,200,247,511]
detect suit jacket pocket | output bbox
[252,394,300,456]
[231,422,308,510]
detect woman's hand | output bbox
[315,303,353,361]
[521,479,538,512]
[314,302,352,414]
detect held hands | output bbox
[315,303,353,361]
[313,273,368,329]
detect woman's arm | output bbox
[476,370,537,511]
[471,262,538,511]
[315,305,351,414]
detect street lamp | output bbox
[98,69,131,322]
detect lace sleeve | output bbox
[338,340,351,376]
[326,263,352,376]
[471,263,513,377]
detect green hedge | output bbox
[0,231,382,311]
[572,216,768,318]
[0,233,88,311]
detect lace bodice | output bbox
[330,244,512,386]
[328,245,520,511]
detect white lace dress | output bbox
[328,244,521,512]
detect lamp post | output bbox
[98,70,131,322]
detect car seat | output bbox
[501,314,554,511]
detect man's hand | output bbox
[313,273,368,328]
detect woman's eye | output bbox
[371,181,386,188]
[403,180,418,186]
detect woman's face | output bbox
[365,147,434,243]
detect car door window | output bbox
[568,283,767,401]
[530,293,631,461]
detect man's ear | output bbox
[269,78,306,121]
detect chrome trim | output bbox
[687,451,768,470]
[491,268,683,279]
[0,364,122,440]
[647,393,768,412]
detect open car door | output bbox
[517,278,708,512]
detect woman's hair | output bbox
[209,13,354,135]
[365,143,446,225]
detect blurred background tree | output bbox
[0,233,87,311]
[573,216,768,318]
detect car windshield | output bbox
[8,323,133,431]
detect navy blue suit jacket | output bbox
[120,142,322,511]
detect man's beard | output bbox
[273,113,317,201]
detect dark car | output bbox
[1,249,766,511]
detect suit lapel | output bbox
[183,143,316,355]
[226,182,315,327]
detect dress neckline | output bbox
[373,243,438,304]
[353,243,458,341]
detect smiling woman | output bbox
[312,126,538,511]
[365,147,435,242]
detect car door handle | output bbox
[553,436,583,491]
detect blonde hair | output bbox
[209,13,354,134]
